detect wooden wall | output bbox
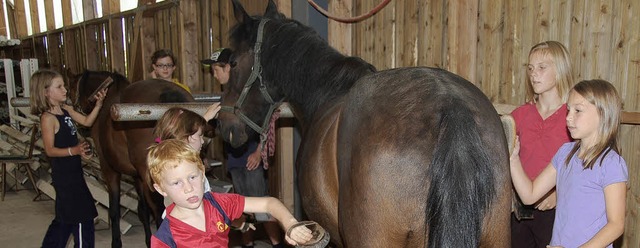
[2,0,639,246]
[328,0,640,247]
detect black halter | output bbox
[220,18,280,143]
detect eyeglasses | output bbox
[154,63,175,69]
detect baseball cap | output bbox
[202,48,232,65]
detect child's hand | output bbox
[246,149,261,171]
[285,223,313,246]
[203,103,221,121]
[79,140,92,160]
[93,88,108,107]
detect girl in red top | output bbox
[510,41,574,248]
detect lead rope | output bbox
[260,109,280,169]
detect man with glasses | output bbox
[150,49,192,93]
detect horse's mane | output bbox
[230,14,376,122]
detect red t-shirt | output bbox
[511,103,571,180]
[151,192,245,248]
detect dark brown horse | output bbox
[216,1,511,247]
[70,71,193,247]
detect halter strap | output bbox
[220,18,279,144]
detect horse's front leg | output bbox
[298,110,342,247]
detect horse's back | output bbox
[334,67,510,247]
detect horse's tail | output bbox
[426,102,496,248]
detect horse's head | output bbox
[217,0,286,148]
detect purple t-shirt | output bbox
[550,142,628,247]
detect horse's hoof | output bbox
[288,221,330,248]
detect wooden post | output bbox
[178,0,200,91]
[29,0,40,33]
[61,0,73,26]
[13,0,27,37]
[43,0,55,31]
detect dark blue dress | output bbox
[49,109,97,224]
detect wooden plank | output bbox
[275,119,295,212]
[84,24,100,70]
[419,0,444,68]
[178,0,200,92]
[85,176,138,213]
[102,0,120,16]
[0,0,6,36]
[83,0,96,20]
[477,0,504,102]
[0,125,30,143]
[328,0,352,56]
[570,0,586,80]
[43,0,55,30]
[13,0,28,37]
[95,204,133,234]
[61,0,73,26]
[0,140,13,151]
[446,0,478,82]
[109,17,126,74]
[29,0,40,33]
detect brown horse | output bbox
[70,71,193,247]
[216,1,511,247]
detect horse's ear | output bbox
[232,0,251,24]
[264,0,280,19]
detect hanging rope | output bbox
[260,109,280,169]
[307,0,392,23]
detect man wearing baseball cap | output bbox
[202,48,285,248]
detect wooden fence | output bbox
[328,1,639,247]
[1,0,639,246]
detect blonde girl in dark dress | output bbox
[29,69,107,248]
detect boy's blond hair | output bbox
[29,69,64,115]
[147,139,205,190]
[525,41,574,103]
[153,107,207,142]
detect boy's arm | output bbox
[244,197,312,245]
[580,182,626,247]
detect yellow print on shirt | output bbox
[216,221,229,232]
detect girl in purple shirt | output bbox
[511,79,628,247]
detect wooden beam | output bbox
[63,30,80,74]
[102,0,120,16]
[0,0,6,36]
[109,17,125,74]
[29,0,40,33]
[84,24,99,70]
[82,0,96,20]
[13,0,28,37]
[178,0,199,91]
[61,0,73,26]
[44,0,55,30]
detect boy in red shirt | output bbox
[147,139,312,247]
